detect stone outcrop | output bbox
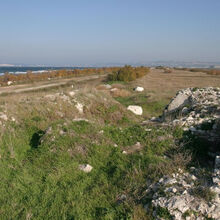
[148,87,220,219]
[147,168,220,219]
[163,87,220,124]
[163,87,220,153]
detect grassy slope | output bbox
[0,72,214,219]
[0,117,184,219]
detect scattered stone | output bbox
[110,88,118,92]
[11,117,16,122]
[127,105,143,115]
[213,156,220,186]
[59,130,65,135]
[73,118,89,122]
[79,164,93,173]
[123,142,143,154]
[0,113,8,121]
[75,102,84,114]
[134,86,144,92]
[68,91,75,97]
[97,84,112,90]
[103,84,112,89]
[7,81,13,86]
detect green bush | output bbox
[108,65,149,82]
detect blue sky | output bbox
[0,0,220,65]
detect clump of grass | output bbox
[191,186,216,202]
[110,88,131,98]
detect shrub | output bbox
[108,65,149,82]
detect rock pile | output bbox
[148,87,220,219]
[147,168,220,219]
[163,87,220,126]
[163,87,220,151]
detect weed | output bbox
[191,186,216,202]
[157,207,172,219]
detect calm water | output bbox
[0,67,84,75]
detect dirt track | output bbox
[0,74,103,95]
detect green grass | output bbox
[115,94,168,117]
[0,110,185,219]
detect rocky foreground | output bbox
[148,87,220,219]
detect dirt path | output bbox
[0,74,104,95]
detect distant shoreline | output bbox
[0,66,86,75]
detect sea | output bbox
[0,67,84,76]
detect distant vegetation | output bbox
[0,66,150,86]
[107,65,150,82]
[174,67,220,75]
[0,67,121,86]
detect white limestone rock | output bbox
[134,86,144,92]
[167,93,189,112]
[127,105,143,115]
[7,81,13,86]
[79,164,93,173]
[68,91,75,97]
[75,102,84,114]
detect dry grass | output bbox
[131,68,220,102]
[110,88,131,98]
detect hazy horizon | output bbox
[1,0,220,65]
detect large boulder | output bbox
[167,93,189,112]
